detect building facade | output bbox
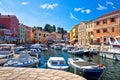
[93,10,120,44]
[86,21,94,45]
[19,23,25,43]
[0,14,19,41]
[33,28,50,43]
[78,22,87,47]
[70,24,78,44]
[0,29,12,43]
[25,26,32,43]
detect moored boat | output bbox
[47,57,69,70]
[68,47,84,55]
[100,36,120,61]
[68,58,105,80]
[4,52,40,67]
[0,44,15,65]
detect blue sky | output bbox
[0,0,120,32]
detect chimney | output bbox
[0,13,1,16]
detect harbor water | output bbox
[37,48,120,80]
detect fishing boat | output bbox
[47,57,69,70]
[100,36,120,61]
[0,44,15,65]
[4,52,40,67]
[68,58,105,80]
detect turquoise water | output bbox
[37,48,120,80]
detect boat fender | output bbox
[99,63,103,68]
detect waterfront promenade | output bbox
[0,67,86,80]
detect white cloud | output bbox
[81,10,85,13]
[106,1,114,5]
[70,13,78,20]
[40,3,58,10]
[21,2,29,5]
[106,1,116,9]
[74,8,82,12]
[86,9,91,14]
[96,4,107,10]
[112,6,116,9]
[74,7,91,14]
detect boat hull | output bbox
[100,52,120,61]
[84,68,104,80]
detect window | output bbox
[103,19,107,24]
[96,22,100,25]
[103,28,107,33]
[39,33,41,36]
[43,34,45,37]
[96,30,100,33]
[112,27,114,32]
[111,18,115,22]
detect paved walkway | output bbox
[0,67,86,80]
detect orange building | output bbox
[93,10,120,44]
[33,28,50,43]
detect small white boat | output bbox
[47,57,69,70]
[4,52,39,67]
[0,44,15,65]
[68,58,105,80]
[68,48,84,55]
[100,36,120,61]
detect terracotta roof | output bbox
[98,10,120,18]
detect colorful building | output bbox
[70,24,78,44]
[0,13,19,42]
[51,32,62,43]
[78,22,87,47]
[63,33,70,44]
[93,10,120,44]
[25,26,32,43]
[19,23,25,43]
[0,29,12,43]
[33,28,50,43]
[86,21,94,45]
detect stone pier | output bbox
[0,67,86,80]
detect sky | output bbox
[0,0,120,32]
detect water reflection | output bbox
[38,48,120,80]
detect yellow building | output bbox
[70,24,78,44]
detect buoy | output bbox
[99,63,103,67]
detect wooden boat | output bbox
[0,44,15,65]
[68,58,105,80]
[47,57,69,70]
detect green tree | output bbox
[53,25,56,32]
[37,26,42,30]
[57,27,61,33]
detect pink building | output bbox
[0,13,19,41]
